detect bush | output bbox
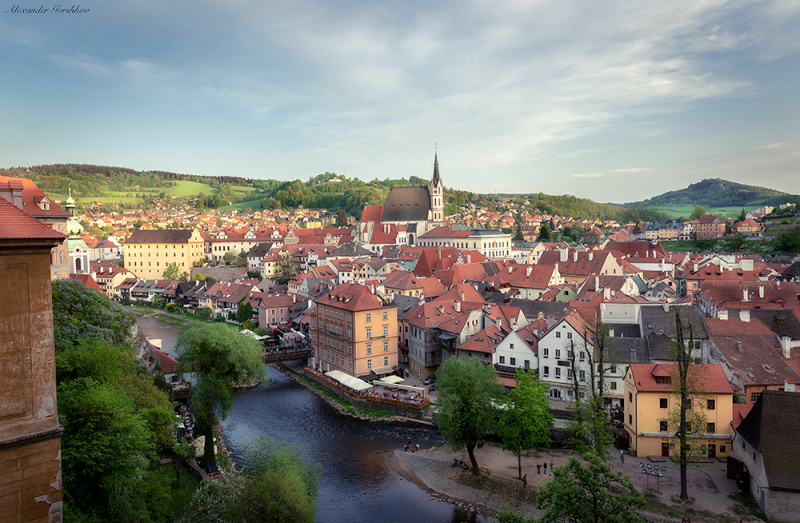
[214,315,225,323]
[198,307,212,319]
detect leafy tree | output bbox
[435,357,502,475]
[247,270,262,280]
[738,208,747,222]
[162,262,182,280]
[198,306,213,318]
[176,323,266,462]
[538,222,551,241]
[337,209,347,227]
[498,369,552,479]
[276,254,301,280]
[223,250,237,263]
[535,451,647,523]
[238,248,248,259]
[690,205,707,220]
[238,300,253,324]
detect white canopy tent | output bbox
[340,376,372,391]
[325,370,349,382]
[373,381,425,394]
[381,375,404,384]
[371,365,395,376]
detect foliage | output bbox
[435,357,503,475]
[626,178,800,209]
[337,209,347,227]
[538,222,551,241]
[690,205,707,220]
[276,254,302,280]
[176,323,266,461]
[246,270,262,280]
[162,262,182,280]
[178,436,321,523]
[773,225,800,252]
[223,250,236,263]
[525,193,671,223]
[254,326,269,336]
[499,369,553,479]
[198,306,213,319]
[237,300,253,323]
[535,451,647,523]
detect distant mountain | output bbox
[624,178,800,209]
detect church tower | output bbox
[430,146,444,223]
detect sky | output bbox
[2,0,799,203]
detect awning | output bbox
[340,376,372,391]
[357,372,379,382]
[325,370,349,383]
[374,381,425,393]
[438,333,458,340]
[371,366,394,376]
[381,375,404,384]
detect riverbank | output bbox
[276,362,435,425]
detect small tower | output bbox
[430,146,444,223]
[65,188,90,275]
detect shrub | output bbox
[198,307,212,319]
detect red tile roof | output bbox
[629,363,734,394]
[0,176,71,218]
[315,283,383,312]
[69,273,103,291]
[0,196,68,241]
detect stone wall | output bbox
[302,370,430,419]
[190,267,250,282]
[0,433,63,523]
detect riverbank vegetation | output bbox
[52,279,189,522]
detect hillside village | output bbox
[2,160,800,521]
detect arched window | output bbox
[75,257,82,272]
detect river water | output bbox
[136,314,488,523]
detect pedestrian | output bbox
[550,459,554,473]
[523,474,528,487]
[620,451,625,467]
[543,462,547,474]
[415,444,420,452]
[537,464,542,474]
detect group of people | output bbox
[403,441,420,452]
[451,458,469,470]
[178,404,195,443]
[535,460,555,475]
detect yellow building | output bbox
[93,264,133,298]
[624,363,734,459]
[124,228,205,279]
[312,283,398,378]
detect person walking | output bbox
[523,474,528,487]
[620,450,625,467]
[550,459,554,473]
[543,462,547,474]
[537,464,542,474]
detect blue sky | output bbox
[2,0,799,202]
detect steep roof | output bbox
[0,196,68,241]
[736,391,800,491]
[126,229,195,244]
[629,363,733,394]
[315,283,383,312]
[359,205,384,223]
[0,176,71,218]
[382,186,431,222]
[69,273,103,291]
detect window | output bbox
[383,326,388,336]
[555,331,561,338]
[567,369,573,379]
[366,328,372,338]
[579,351,585,361]
[555,368,561,378]
[384,341,388,352]
[367,359,372,369]
[567,350,573,359]
[579,370,585,381]
[366,313,371,322]
[383,311,388,320]
[720,446,725,453]
[629,414,632,424]
[751,392,760,403]
[567,332,572,339]
[660,421,668,431]
[348,327,351,337]
[348,343,352,355]
[610,365,617,374]
[499,356,505,364]
[510,357,516,366]
[524,360,530,369]
[707,399,716,410]
[610,381,617,390]
[707,423,716,434]
[366,343,372,355]
[660,398,668,409]
[543,348,549,357]
[543,366,549,377]
[349,360,352,370]
[384,356,389,366]
[629,392,633,403]
[655,376,672,385]
[555,349,561,359]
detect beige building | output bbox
[624,363,734,459]
[124,229,205,279]
[312,283,398,377]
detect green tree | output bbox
[535,451,647,523]
[538,222,551,241]
[498,369,552,479]
[162,262,182,280]
[337,209,347,227]
[435,357,502,475]
[176,323,266,462]
[276,254,302,281]
[238,300,253,324]
[223,250,237,263]
[738,208,747,222]
[238,248,248,259]
[690,205,707,220]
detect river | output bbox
[136,314,489,523]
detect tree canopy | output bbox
[435,357,502,475]
[690,205,707,220]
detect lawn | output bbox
[645,204,751,219]
[161,180,215,197]
[220,199,263,211]
[230,185,256,194]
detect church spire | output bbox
[432,144,441,187]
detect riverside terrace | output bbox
[304,367,431,416]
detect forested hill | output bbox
[3,163,668,222]
[624,178,800,208]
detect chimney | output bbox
[743,288,748,302]
[739,310,750,322]
[560,249,568,262]
[663,303,669,312]
[455,301,461,312]
[758,286,764,299]
[511,317,517,331]
[508,265,513,274]
[719,309,728,320]
[495,318,502,330]
[438,248,441,258]
[293,294,296,303]
[785,378,796,393]
[526,266,532,277]
[781,336,792,359]
[573,251,578,263]
[589,251,593,261]
[595,276,599,290]
[546,314,555,329]
[603,288,611,301]
[466,254,471,263]
[460,291,465,301]
[693,264,698,273]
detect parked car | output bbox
[423,377,432,385]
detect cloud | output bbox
[570,173,604,178]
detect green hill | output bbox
[624,178,800,210]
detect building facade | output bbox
[124,228,205,279]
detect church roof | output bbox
[432,151,441,187]
[382,185,431,222]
